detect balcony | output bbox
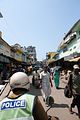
[59,32,76,50]
[64,32,76,44]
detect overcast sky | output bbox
[0,0,80,60]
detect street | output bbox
[0,76,79,120]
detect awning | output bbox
[47,59,55,64]
[69,57,80,62]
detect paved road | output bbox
[0,76,79,120]
[44,81,79,120]
[29,76,80,120]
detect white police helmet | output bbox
[10,72,30,90]
[73,64,79,69]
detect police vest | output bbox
[0,93,35,120]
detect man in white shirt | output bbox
[40,65,51,102]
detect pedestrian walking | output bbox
[69,64,80,118]
[53,69,60,89]
[40,65,51,103]
[32,69,40,88]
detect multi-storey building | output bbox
[46,52,57,65]
[0,31,37,68]
[57,19,80,62]
[23,46,37,65]
[11,43,24,62]
[0,31,10,64]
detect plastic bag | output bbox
[64,85,72,98]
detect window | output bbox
[0,44,3,49]
[70,49,72,51]
[73,46,76,49]
[63,47,67,52]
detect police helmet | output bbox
[10,72,30,90]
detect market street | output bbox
[0,76,79,120]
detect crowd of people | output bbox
[0,63,80,119]
[0,64,32,84]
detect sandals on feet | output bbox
[69,107,74,114]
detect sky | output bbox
[0,0,80,61]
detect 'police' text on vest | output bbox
[0,100,26,110]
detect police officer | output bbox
[0,72,56,120]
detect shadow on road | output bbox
[48,115,59,120]
[70,111,79,117]
[46,103,69,110]
[56,87,65,90]
[47,108,60,120]
[51,103,69,108]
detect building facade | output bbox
[0,31,37,69]
[11,44,24,62]
[46,52,57,65]
[0,31,10,64]
[23,46,37,65]
[57,20,80,61]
